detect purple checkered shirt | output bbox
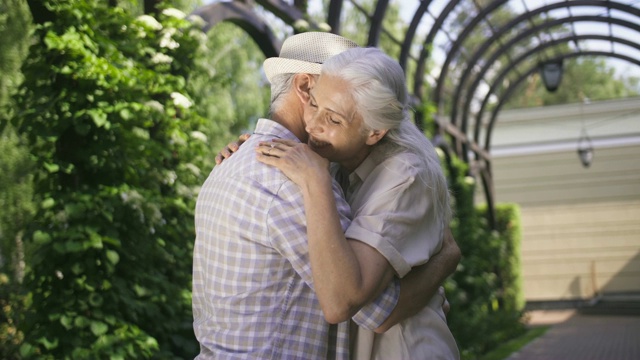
[193,119,399,359]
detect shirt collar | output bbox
[253,118,301,142]
[350,150,379,186]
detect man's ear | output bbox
[366,129,388,146]
[293,73,315,104]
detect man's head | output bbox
[263,32,358,118]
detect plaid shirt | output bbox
[193,119,398,359]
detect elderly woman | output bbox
[256,47,459,359]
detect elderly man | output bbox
[193,32,460,359]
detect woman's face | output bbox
[304,74,375,171]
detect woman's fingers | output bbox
[256,142,281,157]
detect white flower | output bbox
[464,176,476,185]
[145,100,164,113]
[188,28,208,45]
[164,170,177,185]
[318,22,332,32]
[171,92,192,109]
[184,163,201,177]
[159,28,180,49]
[151,52,173,64]
[187,14,207,29]
[190,131,208,143]
[162,8,186,19]
[293,19,309,31]
[135,15,162,31]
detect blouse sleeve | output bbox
[344,155,443,278]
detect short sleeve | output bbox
[345,155,443,278]
[352,277,400,330]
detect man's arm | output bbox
[374,227,461,333]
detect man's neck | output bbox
[271,108,307,143]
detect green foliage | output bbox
[10,1,213,357]
[190,21,270,150]
[0,0,32,113]
[0,126,34,283]
[443,155,526,359]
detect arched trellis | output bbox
[191,0,640,228]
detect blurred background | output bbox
[1,1,638,359]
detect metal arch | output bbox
[367,0,390,47]
[192,1,280,58]
[399,1,432,71]
[413,0,462,104]
[476,33,640,149]
[430,0,508,121]
[446,1,640,159]
[451,14,640,156]
[462,17,640,150]
[327,0,345,34]
[476,48,640,230]
[484,51,640,153]
[254,0,307,26]
[472,30,640,151]
[438,0,638,128]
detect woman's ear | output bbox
[293,73,315,104]
[366,129,388,146]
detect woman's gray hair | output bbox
[322,47,452,225]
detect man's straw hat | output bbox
[263,32,358,83]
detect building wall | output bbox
[475,97,640,301]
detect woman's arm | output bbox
[257,140,396,324]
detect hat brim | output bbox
[263,58,322,83]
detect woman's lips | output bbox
[308,137,330,150]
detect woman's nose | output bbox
[305,112,323,134]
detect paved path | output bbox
[506,310,640,360]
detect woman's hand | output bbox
[256,139,330,187]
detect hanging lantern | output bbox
[577,129,594,168]
[539,60,564,92]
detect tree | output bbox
[10,1,212,357]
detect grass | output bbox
[479,326,550,360]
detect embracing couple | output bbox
[193,32,461,359]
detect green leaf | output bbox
[19,343,36,357]
[33,230,52,245]
[106,249,120,265]
[87,108,108,127]
[41,197,55,209]
[74,315,90,328]
[43,162,59,173]
[89,292,104,307]
[90,321,109,336]
[36,336,59,350]
[60,315,73,330]
[65,202,86,218]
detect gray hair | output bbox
[268,73,296,117]
[322,47,452,225]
